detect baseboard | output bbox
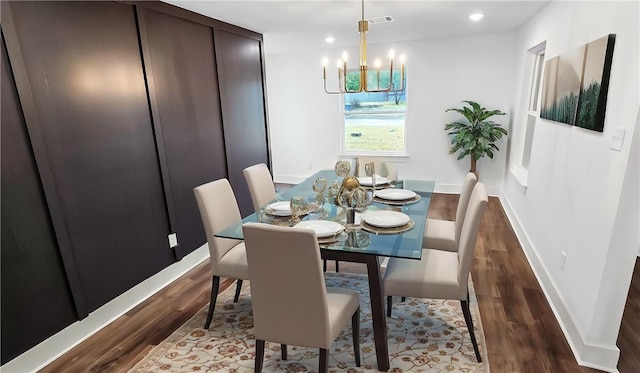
[435,183,501,197]
[498,193,620,372]
[1,245,210,373]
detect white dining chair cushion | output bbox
[422,172,477,252]
[194,179,244,274]
[326,287,361,342]
[243,163,277,212]
[243,223,360,349]
[422,219,456,252]
[356,157,397,180]
[454,173,478,246]
[383,250,464,301]
[216,242,250,279]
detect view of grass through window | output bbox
[343,70,406,152]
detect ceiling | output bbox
[163,1,551,54]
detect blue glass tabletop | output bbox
[215,170,434,260]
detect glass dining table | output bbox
[215,169,435,372]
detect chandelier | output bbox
[322,0,405,94]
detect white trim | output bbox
[337,153,410,161]
[509,166,529,193]
[1,245,210,373]
[498,192,620,372]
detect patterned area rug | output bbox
[129,272,489,372]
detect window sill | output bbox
[509,166,529,193]
[338,153,410,162]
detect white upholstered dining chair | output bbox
[193,178,250,329]
[243,223,361,373]
[383,182,488,363]
[422,172,477,252]
[243,163,277,212]
[243,163,340,272]
[355,156,397,180]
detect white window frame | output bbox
[511,41,546,189]
[339,73,409,157]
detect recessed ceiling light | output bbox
[324,36,335,44]
[469,13,484,21]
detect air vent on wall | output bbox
[367,16,395,24]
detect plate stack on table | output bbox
[294,220,345,246]
[360,210,415,234]
[373,188,421,205]
[357,175,392,189]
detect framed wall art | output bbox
[541,34,616,132]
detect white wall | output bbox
[263,33,517,193]
[502,1,639,371]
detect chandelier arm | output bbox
[322,0,406,94]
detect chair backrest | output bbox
[455,172,478,245]
[355,157,397,180]
[243,163,277,212]
[457,182,488,288]
[193,179,242,274]
[243,223,331,348]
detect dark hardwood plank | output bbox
[39,194,609,373]
[618,258,640,373]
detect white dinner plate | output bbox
[294,220,344,238]
[357,175,389,186]
[362,210,411,228]
[266,201,292,216]
[375,188,416,201]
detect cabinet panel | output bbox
[140,8,227,259]
[215,30,270,217]
[7,1,174,312]
[0,35,78,365]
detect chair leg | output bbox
[352,307,361,367]
[323,259,327,272]
[319,348,328,373]
[386,296,392,317]
[204,276,220,329]
[255,340,265,373]
[233,279,243,303]
[281,344,287,360]
[335,260,339,272]
[461,293,482,363]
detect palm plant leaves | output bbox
[444,101,508,164]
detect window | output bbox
[342,69,407,154]
[511,41,546,189]
[522,43,545,170]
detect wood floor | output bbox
[39,194,632,372]
[618,257,640,373]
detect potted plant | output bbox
[444,100,508,176]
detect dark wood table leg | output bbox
[365,255,390,371]
[321,250,390,371]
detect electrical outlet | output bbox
[560,251,567,270]
[168,233,178,248]
[307,162,313,170]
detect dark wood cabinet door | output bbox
[0,35,78,365]
[139,8,227,259]
[215,30,270,217]
[6,1,174,313]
